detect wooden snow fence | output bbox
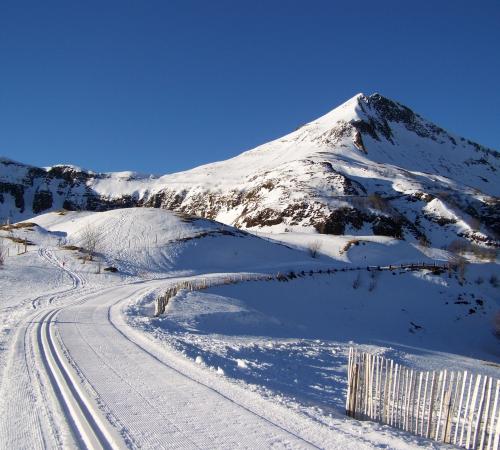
[153,262,451,316]
[346,349,500,450]
[153,273,273,316]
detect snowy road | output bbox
[0,247,437,449]
[56,282,316,448]
[1,278,317,448]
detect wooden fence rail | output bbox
[346,349,500,449]
[154,273,274,315]
[154,262,451,316]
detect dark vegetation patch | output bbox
[61,245,81,251]
[3,236,34,245]
[0,222,37,231]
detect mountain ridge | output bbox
[1,93,499,247]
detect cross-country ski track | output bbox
[0,248,399,450]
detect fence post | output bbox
[346,348,353,416]
[408,369,416,433]
[420,371,430,436]
[479,377,492,450]
[460,373,475,447]
[472,376,488,449]
[455,371,468,445]
[426,371,437,439]
[391,364,399,427]
[435,370,447,440]
[383,358,391,423]
[487,379,499,450]
[352,363,359,419]
[442,372,455,443]
[415,371,423,435]
[466,374,482,449]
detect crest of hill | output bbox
[26,208,326,275]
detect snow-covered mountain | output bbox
[1,93,499,246]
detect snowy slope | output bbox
[27,208,330,276]
[1,93,499,247]
[128,266,499,431]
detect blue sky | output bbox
[1,1,499,174]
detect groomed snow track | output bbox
[36,308,120,449]
[0,248,412,449]
[0,250,320,449]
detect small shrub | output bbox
[490,275,499,288]
[341,239,360,254]
[367,193,390,212]
[448,239,469,255]
[471,245,497,262]
[468,216,481,232]
[494,311,500,338]
[79,224,103,261]
[62,245,81,251]
[308,240,322,258]
[0,239,7,266]
[449,255,468,283]
[475,276,484,285]
[368,271,378,292]
[418,235,430,247]
[276,272,288,282]
[352,273,361,289]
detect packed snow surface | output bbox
[0,207,498,449]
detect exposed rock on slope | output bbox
[1,93,499,247]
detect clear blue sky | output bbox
[1,0,499,174]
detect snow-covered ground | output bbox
[0,207,498,449]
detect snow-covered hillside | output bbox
[2,93,499,248]
[1,206,499,449]
[25,208,328,276]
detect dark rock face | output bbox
[0,182,25,212]
[351,117,393,143]
[315,208,366,235]
[371,216,403,239]
[32,190,53,214]
[480,200,500,238]
[243,208,284,228]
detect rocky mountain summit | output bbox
[1,93,499,247]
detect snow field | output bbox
[125,262,500,444]
[0,206,498,449]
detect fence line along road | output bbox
[154,262,451,315]
[346,348,500,450]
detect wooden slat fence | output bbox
[154,273,274,315]
[346,348,500,449]
[154,262,450,316]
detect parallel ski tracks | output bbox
[30,249,121,449]
[34,308,119,449]
[0,247,119,449]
